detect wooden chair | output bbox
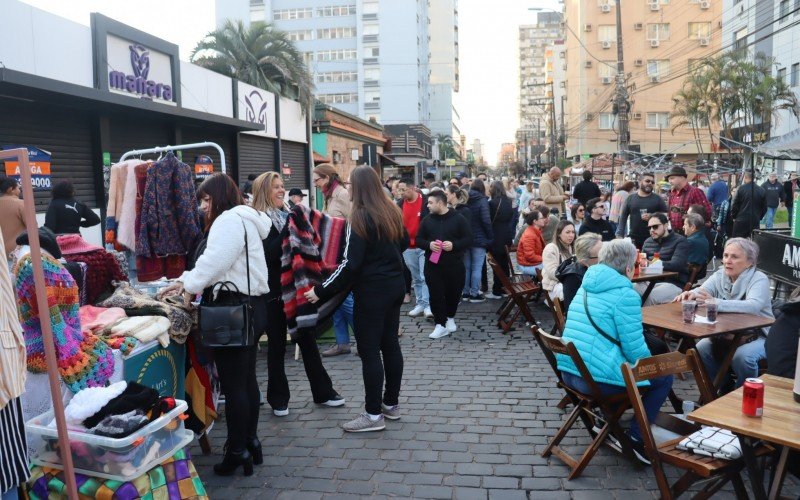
[622,350,751,499]
[487,252,540,332]
[682,264,703,292]
[543,294,566,336]
[536,327,634,479]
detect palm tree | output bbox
[191,20,314,110]
[435,133,458,161]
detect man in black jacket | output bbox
[416,191,473,339]
[578,197,615,241]
[760,172,785,229]
[638,212,690,305]
[731,172,767,238]
[572,170,602,208]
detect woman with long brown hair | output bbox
[305,165,407,432]
[251,171,344,418]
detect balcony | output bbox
[363,34,378,43]
[364,57,379,65]
[363,13,378,21]
[363,79,379,87]
[364,101,380,109]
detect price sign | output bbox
[194,155,214,181]
[2,145,52,191]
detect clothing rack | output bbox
[119,141,226,173]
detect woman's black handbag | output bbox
[198,221,254,348]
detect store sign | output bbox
[106,35,175,105]
[2,145,52,191]
[237,81,277,138]
[194,155,214,181]
[753,231,800,287]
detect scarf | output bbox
[721,266,757,301]
[266,207,289,234]
[322,178,341,202]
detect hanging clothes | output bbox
[105,159,145,251]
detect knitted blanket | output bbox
[63,249,127,305]
[280,205,348,336]
[14,254,115,393]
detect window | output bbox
[647,60,671,78]
[778,67,787,84]
[364,68,380,80]
[318,93,358,104]
[688,22,711,39]
[317,27,356,39]
[780,0,790,19]
[316,5,356,17]
[599,61,615,78]
[286,30,313,41]
[273,8,312,20]
[598,25,615,43]
[316,71,358,83]
[364,46,379,57]
[646,23,670,41]
[363,1,379,14]
[734,27,748,50]
[316,49,357,61]
[791,63,799,87]
[647,112,670,129]
[599,112,615,130]
[363,23,379,35]
[303,52,314,64]
[364,90,380,103]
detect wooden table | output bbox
[631,271,679,303]
[642,302,774,393]
[689,374,800,500]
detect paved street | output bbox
[191,295,798,499]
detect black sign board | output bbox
[753,230,800,287]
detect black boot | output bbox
[247,438,263,466]
[213,446,254,476]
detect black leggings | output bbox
[425,261,466,326]
[490,245,511,295]
[353,279,405,415]
[264,298,337,407]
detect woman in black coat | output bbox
[487,181,514,298]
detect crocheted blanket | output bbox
[63,249,127,305]
[14,254,115,393]
[280,205,348,336]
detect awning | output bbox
[313,151,330,163]
[569,153,629,175]
[378,153,399,166]
[756,128,800,159]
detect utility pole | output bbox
[560,95,566,161]
[614,0,630,159]
[536,118,541,172]
[549,81,557,167]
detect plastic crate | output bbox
[25,400,192,481]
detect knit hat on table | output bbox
[56,234,104,255]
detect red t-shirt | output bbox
[402,196,424,248]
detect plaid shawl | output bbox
[281,205,348,336]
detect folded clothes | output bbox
[107,316,170,347]
[79,305,127,335]
[677,426,742,460]
[64,381,128,427]
[91,409,150,438]
[83,382,160,430]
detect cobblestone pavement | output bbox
[190,295,798,499]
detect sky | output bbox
[21,0,560,166]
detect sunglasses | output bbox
[648,223,663,231]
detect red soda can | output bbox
[742,378,764,417]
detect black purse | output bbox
[198,221,255,348]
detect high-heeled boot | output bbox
[213,445,254,476]
[247,437,263,465]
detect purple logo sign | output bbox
[244,90,269,131]
[109,43,173,101]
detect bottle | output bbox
[652,252,661,263]
[794,338,800,403]
[634,249,641,277]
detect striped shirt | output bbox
[0,397,29,492]
[0,230,25,410]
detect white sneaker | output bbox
[424,307,433,318]
[446,318,457,332]
[485,292,503,299]
[429,324,450,339]
[408,305,425,317]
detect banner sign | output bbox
[194,155,214,181]
[2,145,52,191]
[753,230,800,287]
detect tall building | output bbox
[215,1,461,139]
[563,0,721,159]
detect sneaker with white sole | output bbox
[320,393,346,407]
[342,412,385,432]
[408,305,425,317]
[381,403,400,420]
[423,307,433,318]
[445,318,457,332]
[485,292,504,299]
[469,294,486,303]
[429,324,450,339]
[273,406,289,417]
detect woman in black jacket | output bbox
[44,181,100,235]
[463,180,493,302]
[487,181,514,298]
[446,184,472,226]
[558,232,602,313]
[305,166,408,433]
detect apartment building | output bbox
[563,0,721,159]
[429,0,463,154]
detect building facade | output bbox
[428,0,463,154]
[563,0,721,159]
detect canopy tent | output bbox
[566,154,629,177]
[755,128,800,160]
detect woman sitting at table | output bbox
[516,209,548,277]
[557,232,602,313]
[541,220,575,301]
[557,239,673,465]
[676,237,774,390]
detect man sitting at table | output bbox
[636,212,690,306]
[683,213,709,278]
[557,239,673,465]
[676,238,774,390]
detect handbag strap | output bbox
[583,290,621,348]
[241,219,251,297]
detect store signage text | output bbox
[108,43,173,101]
[782,243,800,279]
[194,155,214,181]
[2,145,52,191]
[754,231,800,287]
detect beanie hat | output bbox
[16,227,61,259]
[56,233,103,255]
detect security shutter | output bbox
[0,99,95,210]
[108,117,173,166]
[238,134,276,185]
[280,140,309,190]
[181,126,236,180]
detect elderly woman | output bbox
[676,237,773,389]
[557,239,673,464]
[558,232,602,312]
[541,220,575,301]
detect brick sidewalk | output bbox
[190,296,798,499]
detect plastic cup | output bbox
[705,298,718,322]
[682,300,697,324]
[640,208,649,220]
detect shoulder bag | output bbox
[583,290,667,355]
[198,220,254,348]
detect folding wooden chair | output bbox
[536,327,633,479]
[622,350,751,500]
[488,252,540,332]
[543,293,566,336]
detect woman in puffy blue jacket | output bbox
[555,239,672,464]
[463,180,494,302]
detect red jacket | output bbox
[517,226,546,266]
[668,184,711,233]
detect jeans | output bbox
[403,248,429,308]
[561,371,673,442]
[696,336,766,389]
[518,264,543,277]
[763,206,777,229]
[333,293,354,345]
[463,247,487,296]
[2,488,18,500]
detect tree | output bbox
[191,20,313,110]
[435,133,458,161]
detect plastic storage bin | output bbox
[26,400,192,481]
